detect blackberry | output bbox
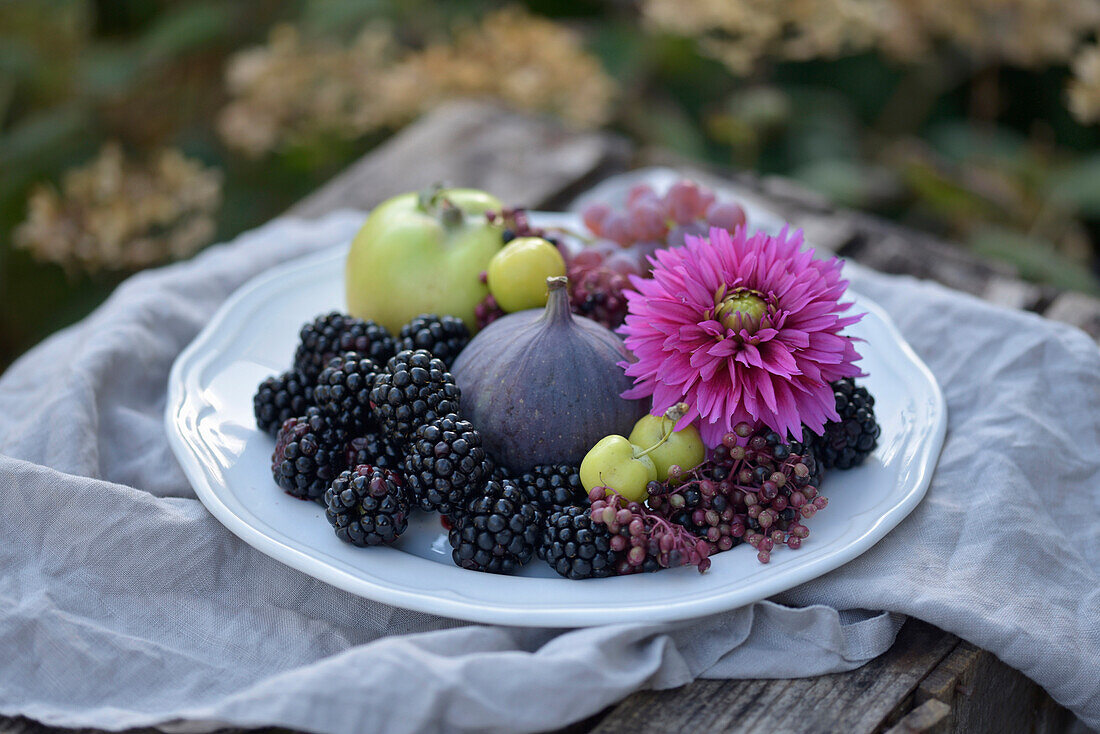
[294,312,395,383]
[515,464,586,514]
[404,414,490,515]
[541,506,618,579]
[314,352,381,433]
[324,465,410,546]
[346,432,404,473]
[448,479,542,574]
[253,369,314,435]
[397,314,470,368]
[369,350,461,445]
[271,408,344,501]
[813,378,880,470]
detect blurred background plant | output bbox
[2,0,1100,370]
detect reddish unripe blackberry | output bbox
[324,465,410,546]
[271,408,344,502]
[345,432,404,473]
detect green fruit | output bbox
[486,237,566,313]
[346,186,504,333]
[580,435,657,503]
[628,414,705,480]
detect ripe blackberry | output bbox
[404,414,490,515]
[813,378,880,470]
[253,369,314,435]
[314,352,381,433]
[346,432,404,473]
[397,314,470,368]
[324,465,410,546]
[369,349,461,445]
[294,312,395,383]
[271,408,344,502]
[448,480,542,574]
[541,506,618,579]
[515,464,586,514]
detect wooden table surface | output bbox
[6,100,1089,734]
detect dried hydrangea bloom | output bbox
[14,143,222,273]
[217,8,616,156]
[217,24,413,157]
[404,7,616,128]
[643,0,1100,73]
[1069,44,1100,124]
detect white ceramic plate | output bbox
[166,212,946,627]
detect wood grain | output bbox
[587,620,958,734]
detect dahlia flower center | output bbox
[714,288,767,333]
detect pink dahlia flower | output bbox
[620,226,863,445]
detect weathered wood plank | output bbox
[588,620,959,734]
[289,100,631,218]
[883,699,952,734]
[916,642,1075,734]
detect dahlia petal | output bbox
[621,220,863,446]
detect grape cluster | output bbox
[649,423,827,564]
[565,251,632,330]
[581,180,746,254]
[564,180,748,330]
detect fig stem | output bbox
[543,275,573,326]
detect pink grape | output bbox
[663,180,703,224]
[697,184,716,213]
[706,201,747,232]
[569,249,605,269]
[582,203,611,236]
[627,201,667,242]
[604,250,643,276]
[601,213,632,246]
[626,183,659,208]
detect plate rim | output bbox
[165,221,947,627]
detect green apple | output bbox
[487,237,566,313]
[628,414,705,480]
[346,186,505,333]
[580,435,658,503]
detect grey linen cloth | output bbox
[1,199,1098,732]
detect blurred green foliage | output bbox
[2,0,1100,371]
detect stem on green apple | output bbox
[634,402,690,459]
